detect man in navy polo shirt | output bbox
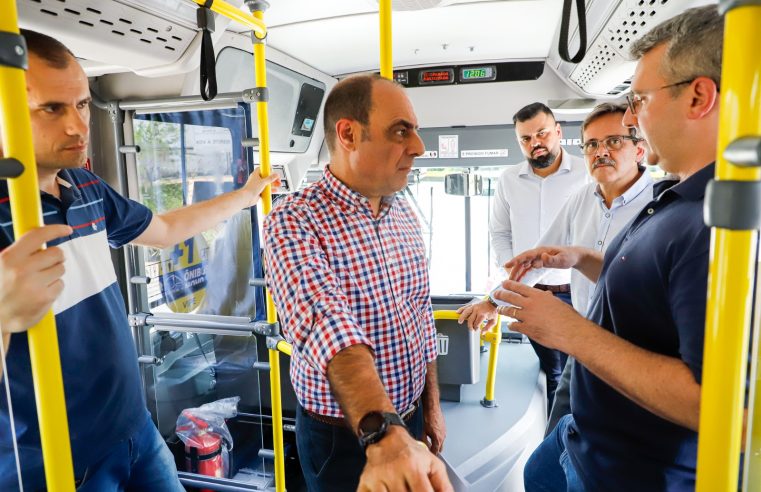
[494,6,724,491]
[0,30,278,491]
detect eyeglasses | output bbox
[580,135,640,155]
[625,78,695,115]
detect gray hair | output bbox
[629,5,723,94]
[580,102,637,142]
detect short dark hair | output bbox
[512,102,555,125]
[20,29,75,69]
[581,102,638,141]
[323,74,399,153]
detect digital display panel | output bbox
[459,66,497,83]
[393,71,409,85]
[419,68,455,86]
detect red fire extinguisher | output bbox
[178,411,225,492]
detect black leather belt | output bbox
[534,283,571,294]
[305,400,419,427]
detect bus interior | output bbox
[3,0,760,491]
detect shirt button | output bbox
[597,240,603,245]
[647,208,655,215]
[92,223,98,231]
[605,213,610,218]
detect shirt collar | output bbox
[321,166,395,217]
[655,162,715,202]
[518,148,572,177]
[0,169,81,204]
[594,167,654,207]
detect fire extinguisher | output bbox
[178,411,225,492]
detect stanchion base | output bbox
[480,398,498,408]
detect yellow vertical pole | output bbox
[246,5,285,491]
[696,5,761,491]
[747,284,761,491]
[0,4,75,491]
[379,0,393,79]
[481,317,501,406]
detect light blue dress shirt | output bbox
[537,169,654,315]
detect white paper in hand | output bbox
[491,267,551,307]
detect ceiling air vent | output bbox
[18,0,196,72]
[563,0,712,96]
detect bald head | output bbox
[323,74,402,154]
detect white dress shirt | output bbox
[538,169,654,315]
[490,149,588,286]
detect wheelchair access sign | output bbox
[157,235,208,313]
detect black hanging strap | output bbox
[197,6,218,101]
[558,0,587,64]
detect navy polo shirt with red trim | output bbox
[567,164,714,491]
[0,168,153,488]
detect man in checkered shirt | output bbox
[264,75,452,492]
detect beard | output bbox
[527,147,557,169]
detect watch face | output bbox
[359,411,386,435]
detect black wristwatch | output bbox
[357,411,406,450]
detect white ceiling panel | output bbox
[256,0,561,76]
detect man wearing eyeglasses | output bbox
[458,103,653,434]
[498,6,722,491]
[485,102,588,413]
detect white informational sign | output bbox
[460,149,509,158]
[438,135,459,159]
[560,138,582,146]
[418,150,438,159]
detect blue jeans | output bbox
[4,411,183,492]
[524,414,585,492]
[529,291,571,414]
[296,404,424,492]
[76,411,184,491]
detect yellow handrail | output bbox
[276,340,293,357]
[0,6,75,491]
[378,0,393,80]
[189,0,281,488]
[190,0,267,37]
[696,5,761,491]
[432,310,501,406]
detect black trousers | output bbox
[295,403,425,492]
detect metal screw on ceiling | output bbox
[442,44,449,50]
[469,46,474,52]
[414,48,420,54]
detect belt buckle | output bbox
[400,401,417,421]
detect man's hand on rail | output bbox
[239,166,281,207]
[358,425,454,492]
[0,225,72,334]
[456,299,498,332]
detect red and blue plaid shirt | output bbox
[263,167,437,418]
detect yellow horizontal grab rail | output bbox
[190,0,267,37]
[0,7,75,491]
[433,310,460,321]
[276,340,292,357]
